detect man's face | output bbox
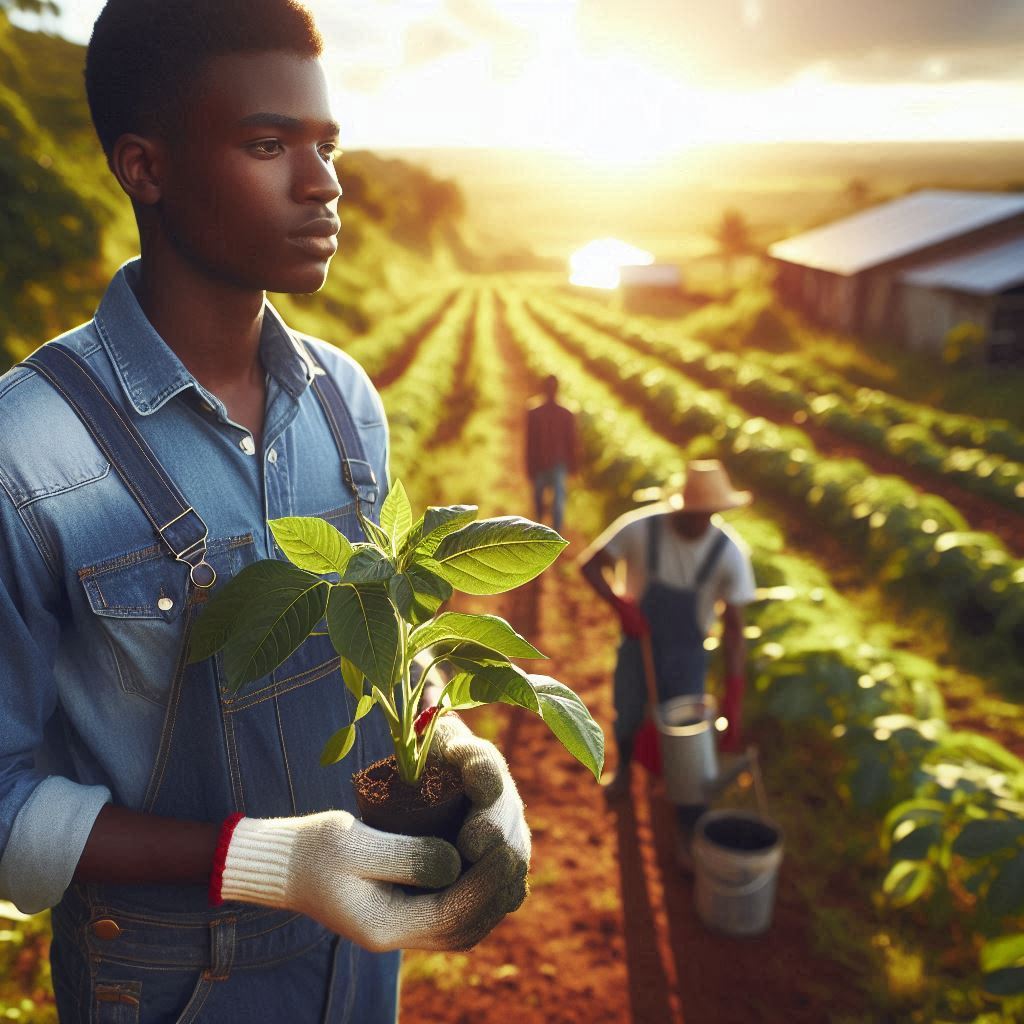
[156,51,341,294]
[670,510,712,538]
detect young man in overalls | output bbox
[580,460,756,819]
[0,2,529,1020]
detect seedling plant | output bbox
[188,481,604,786]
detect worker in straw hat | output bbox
[580,459,757,813]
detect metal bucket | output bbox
[654,694,718,805]
[693,809,784,936]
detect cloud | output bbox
[578,0,1024,86]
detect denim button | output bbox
[157,597,174,612]
[268,448,278,464]
[92,918,121,940]
[240,436,256,455]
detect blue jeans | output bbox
[532,464,567,533]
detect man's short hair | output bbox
[85,0,323,155]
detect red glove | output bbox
[612,596,650,638]
[719,676,745,754]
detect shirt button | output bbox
[267,448,278,464]
[240,436,256,455]
[157,597,174,612]
[92,919,121,940]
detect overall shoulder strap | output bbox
[645,514,661,575]
[695,528,730,587]
[304,348,380,514]
[23,343,216,588]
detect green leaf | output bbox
[467,664,542,712]
[413,505,479,558]
[891,823,942,862]
[405,564,453,620]
[353,694,375,721]
[221,571,328,692]
[269,516,353,574]
[342,546,396,584]
[987,852,1024,917]
[441,672,487,711]
[981,932,1024,973]
[379,479,413,554]
[983,967,1024,997]
[882,861,933,908]
[189,560,298,662]
[445,642,512,673]
[430,516,568,595]
[952,819,1024,859]
[340,657,364,700]
[408,611,544,660]
[320,724,357,766]
[326,583,401,687]
[388,573,416,621]
[533,676,605,781]
[358,513,392,553]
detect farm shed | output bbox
[899,235,1024,362]
[769,190,1024,359]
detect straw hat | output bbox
[663,459,751,512]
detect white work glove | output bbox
[431,714,531,878]
[213,806,525,952]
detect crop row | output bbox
[376,289,476,477]
[498,290,1024,1006]
[540,291,1024,515]
[399,287,512,513]
[342,286,456,380]
[517,295,1024,671]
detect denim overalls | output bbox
[22,338,399,1022]
[612,517,729,743]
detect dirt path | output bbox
[399,291,868,1024]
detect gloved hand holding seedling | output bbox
[191,482,603,951]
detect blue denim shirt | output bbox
[0,259,390,913]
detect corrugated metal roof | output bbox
[901,234,1024,295]
[768,190,1024,277]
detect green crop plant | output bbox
[189,481,604,785]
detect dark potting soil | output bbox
[352,755,469,846]
[703,816,779,852]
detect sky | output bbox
[16,0,1024,160]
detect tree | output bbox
[711,208,753,288]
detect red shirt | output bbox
[526,400,578,477]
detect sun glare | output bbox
[569,238,654,289]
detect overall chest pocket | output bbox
[80,536,252,707]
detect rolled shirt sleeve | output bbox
[0,487,111,913]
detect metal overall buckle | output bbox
[158,507,218,588]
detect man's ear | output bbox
[109,134,165,206]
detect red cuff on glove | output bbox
[719,676,745,754]
[208,813,245,906]
[613,596,650,638]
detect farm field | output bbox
[3,278,1024,1024]
[343,281,1024,1023]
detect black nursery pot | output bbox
[352,754,469,848]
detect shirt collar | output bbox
[93,258,316,416]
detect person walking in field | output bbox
[0,2,530,1020]
[526,373,578,534]
[579,460,756,829]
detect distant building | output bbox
[769,190,1024,362]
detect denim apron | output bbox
[612,517,729,743]
[26,344,399,1024]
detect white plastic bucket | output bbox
[655,695,718,806]
[693,809,784,936]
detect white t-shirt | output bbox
[586,504,757,635]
